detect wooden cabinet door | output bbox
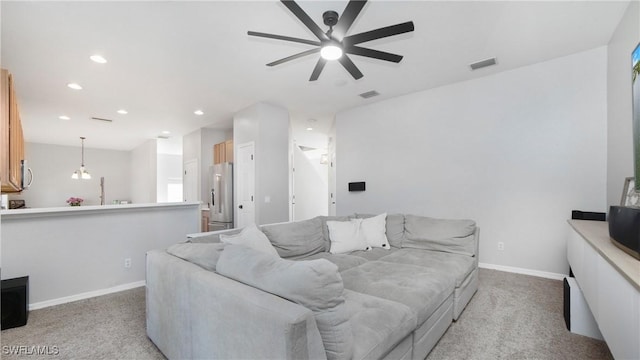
[224,140,233,163]
[1,70,23,193]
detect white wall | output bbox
[157,153,182,202]
[130,139,158,204]
[607,1,639,207]
[1,203,200,307]
[10,142,131,208]
[293,146,328,221]
[234,102,290,225]
[335,47,608,275]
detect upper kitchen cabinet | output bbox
[213,140,233,164]
[1,69,26,193]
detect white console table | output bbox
[567,220,640,360]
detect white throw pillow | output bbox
[358,213,391,250]
[327,219,370,254]
[219,224,279,257]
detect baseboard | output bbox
[29,281,146,310]
[479,263,566,281]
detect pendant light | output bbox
[71,137,91,180]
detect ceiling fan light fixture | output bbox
[320,44,343,61]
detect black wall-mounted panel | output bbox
[348,182,366,192]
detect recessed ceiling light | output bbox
[162,130,171,135]
[67,83,82,90]
[306,127,313,131]
[194,110,204,116]
[90,55,107,64]
[117,109,128,115]
[59,115,70,120]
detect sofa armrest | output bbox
[190,269,327,360]
[146,249,327,360]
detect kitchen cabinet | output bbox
[201,209,210,232]
[213,140,233,164]
[1,69,25,193]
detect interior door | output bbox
[183,159,198,203]
[236,142,255,228]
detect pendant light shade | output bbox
[72,137,91,180]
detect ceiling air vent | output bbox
[157,135,170,140]
[469,57,497,71]
[91,117,114,123]
[359,90,380,99]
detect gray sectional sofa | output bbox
[146,213,479,360]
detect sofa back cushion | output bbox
[166,242,225,271]
[217,244,354,360]
[261,217,326,259]
[403,215,477,256]
[355,213,405,248]
[219,224,279,257]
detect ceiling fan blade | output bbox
[344,21,414,46]
[338,55,363,80]
[309,58,327,81]
[248,31,321,46]
[332,0,367,41]
[281,0,329,41]
[267,48,320,67]
[345,45,403,63]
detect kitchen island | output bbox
[1,202,200,309]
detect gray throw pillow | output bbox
[166,242,226,271]
[217,244,354,360]
[261,217,326,259]
[403,215,476,256]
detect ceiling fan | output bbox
[248,0,414,81]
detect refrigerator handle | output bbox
[219,176,224,213]
[211,188,215,206]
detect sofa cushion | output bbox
[301,252,368,272]
[216,244,353,360]
[341,261,455,324]
[327,219,370,254]
[343,289,417,360]
[261,217,326,259]
[219,224,279,257]
[349,247,399,261]
[187,228,241,243]
[166,242,225,271]
[356,213,405,248]
[403,215,476,256]
[378,249,475,287]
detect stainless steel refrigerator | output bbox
[209,162,233,231]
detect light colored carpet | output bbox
[1,269,612,360]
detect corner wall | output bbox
[233,102,289,225]
[335,47,608,275]
[607,1,640,206]
[131,139,158,204]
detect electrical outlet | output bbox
[497,242,505,251]
[124,258,132,268]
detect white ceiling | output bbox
[0,1,630,151]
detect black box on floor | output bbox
[1,276,29,330]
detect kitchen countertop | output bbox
[0,202,201,219]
